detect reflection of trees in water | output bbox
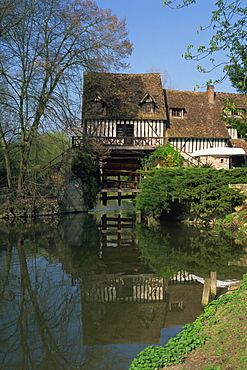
[0,214,102,369]
[136,223,247,279]
[0,213,146,369]
[0,241,85,369]
[0,213,101,275]
[1,214,245,368]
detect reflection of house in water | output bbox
[81,271,205,346]
[166,282,204,328]
[77,213,206,346]
[81,273,168,345]
[67,211,232,347]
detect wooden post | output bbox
[202,278,211,307]
[117,214,121,230]
[102,214,107,231]
[102,192,107,206]
[136,210,141,223]
[210,271,217,298]
[118,191,121,206]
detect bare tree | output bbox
[0,0,132,192]
[148,66,176,89]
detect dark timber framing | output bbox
[78,72,247,204]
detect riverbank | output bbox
[130,275,247,370]
[162,278,247,370]
[129,206,247,370]
[0,179,86,220]
[0,191,60,219]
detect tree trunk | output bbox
[0,125,12,188]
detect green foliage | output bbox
[228,46,247,93]
[130,274,247,369]
[23,132,70,196]
[203,365,221,370]
[142,143,183,170]
[136,223,246,279]
[29,132,69,175]
[72,150,100,210]
[221,99,247,140]
[130,315,210,369]
[163,1,247,87]
[136,167,246,220]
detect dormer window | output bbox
[142,101,155,114]
[91,94,106,115]
[170,108,185,117]
[224,108,246,117]
[140,92,156,115]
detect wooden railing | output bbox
[72,136,164,148]
[82,274,166,302]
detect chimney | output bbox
[207,85,215,102]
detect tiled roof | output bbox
[164,88,244,138]
[82,72,247,141]
[82,72,166,120]
[229,138,247,153]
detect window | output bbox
[142,102,154,114]
[140,92,156,115]
[227,127,239,139]
[91,94,106,115]
[170,108,184,117]
[224,108,246,117]
[169,301,185,312]
[116,124,124,137]
[117,123,134,137]
[116,123,134,144]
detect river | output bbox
[0,200,246,369]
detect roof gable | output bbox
[139,91,157,105]
[82,72,166,120]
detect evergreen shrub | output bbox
[137,167,247,220]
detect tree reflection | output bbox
[0,215,100,369]
[136,222,247,279]
[0,214,246,369]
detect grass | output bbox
[129,274,247,370]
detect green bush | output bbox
[142,142,183,170]
[137,167,246,220]
[72,151,100,210]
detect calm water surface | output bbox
[0,201,246,370]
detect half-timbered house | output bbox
[80,71,167,150]
[165,85,247,168]
[78,72,168,204]
[78,72,247,202]
[79,72,247,163]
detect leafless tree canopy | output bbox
[0,0,132,191]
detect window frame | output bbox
[142,101,155,115]
[170,108,185,118]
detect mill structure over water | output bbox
[73,72,247,204]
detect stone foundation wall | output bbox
[197,155,229,170]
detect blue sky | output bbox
[96,0,236,93]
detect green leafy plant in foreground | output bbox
[129,274,247,370]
